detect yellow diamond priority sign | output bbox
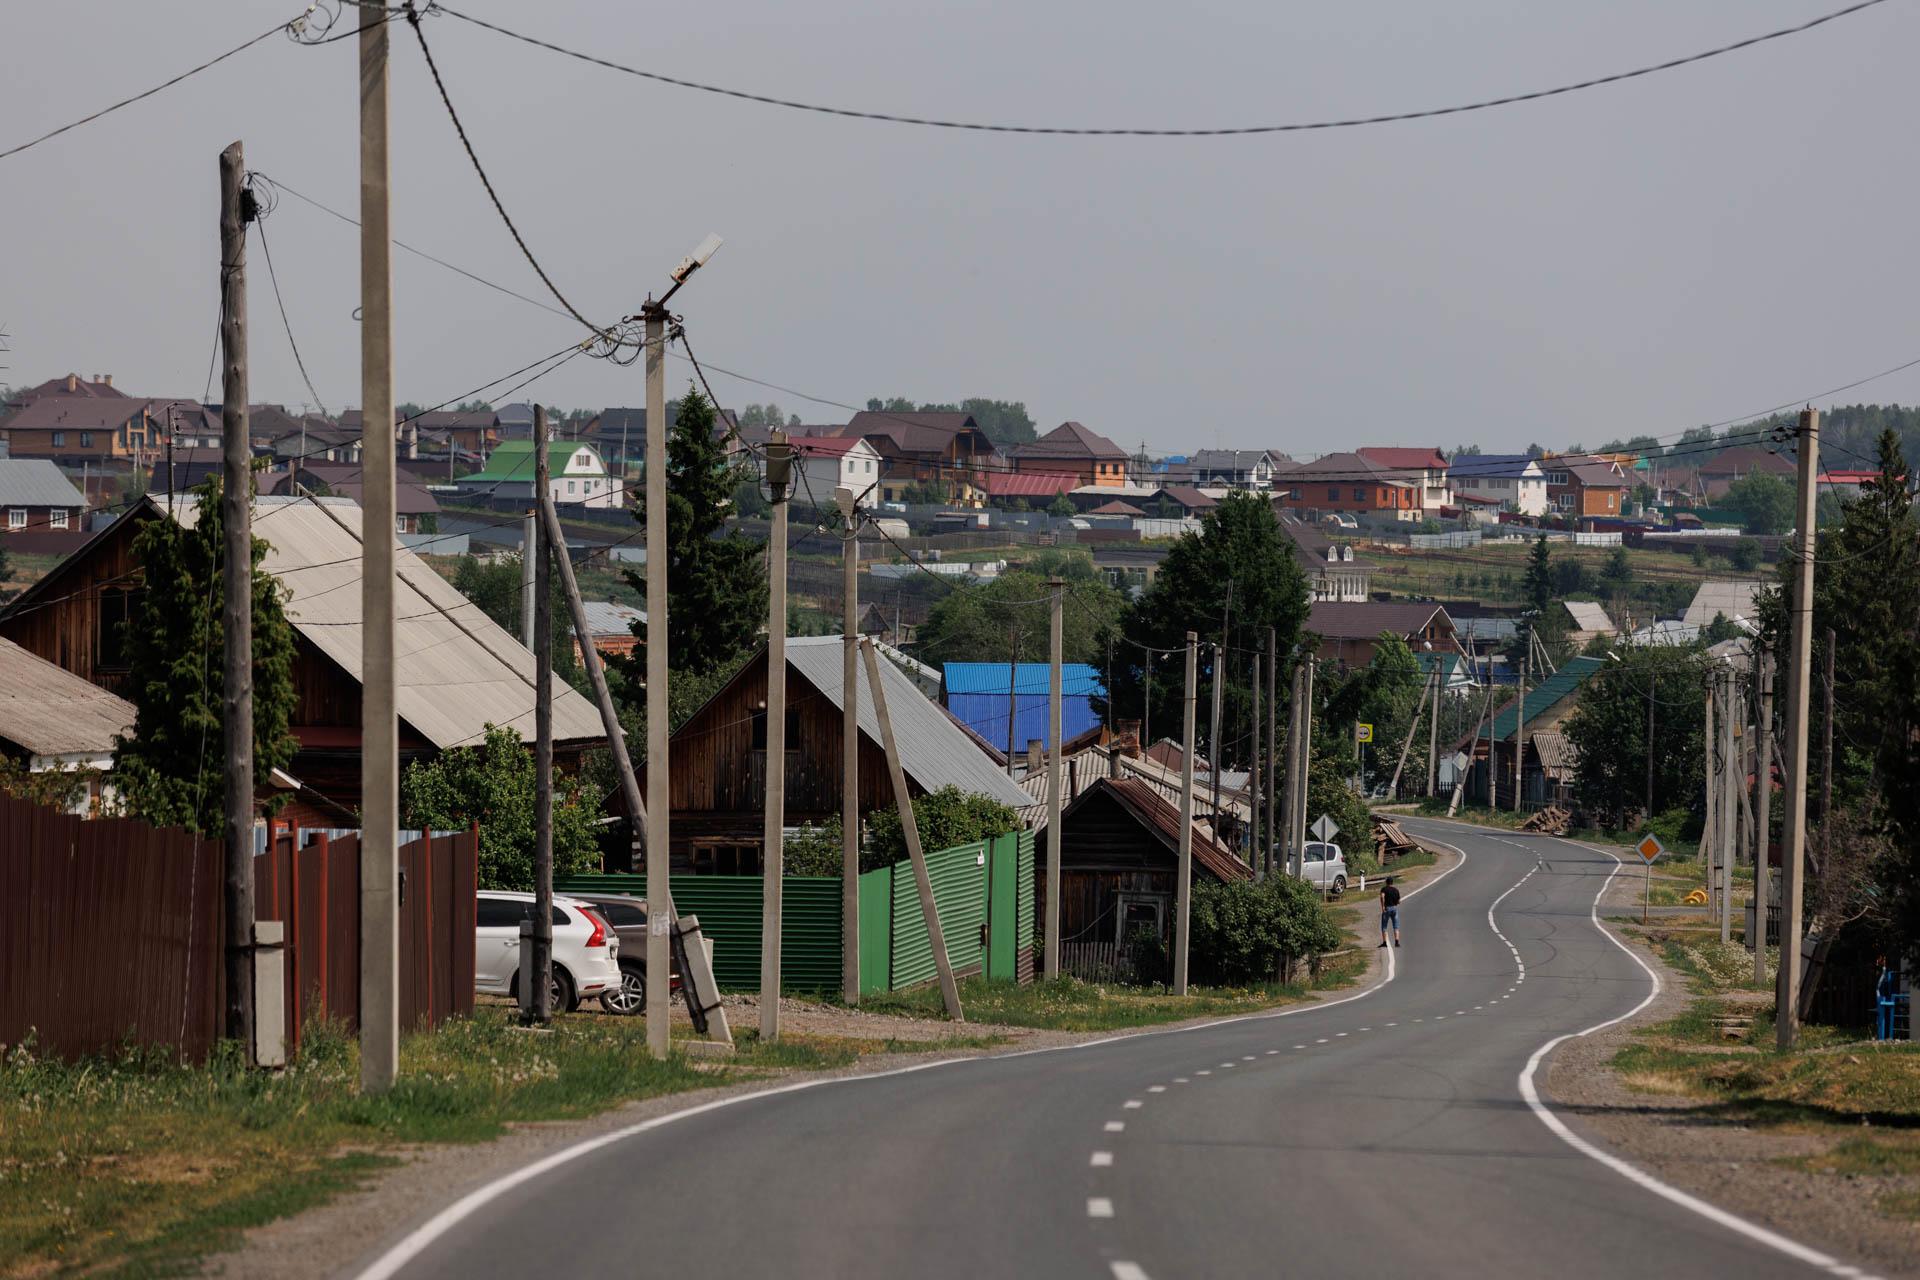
[1635,834,1665,864]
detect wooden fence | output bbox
[0,795,476,1062]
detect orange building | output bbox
[1271,452,1419,521]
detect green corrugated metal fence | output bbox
[889,839,990,990]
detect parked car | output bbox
[1297,842,1349,896]
[559,892,683,1016]
[1322,512,1359,530]
[474,890,620,1012]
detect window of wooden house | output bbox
[750,706,802,750]
[691,841,762,876]
[97,586,139,670]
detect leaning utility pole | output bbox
[1208,644,1225,828]
[837,488,861,1003]
[1386,667,1434,800]
[357,1,399,1095]
[531,407,555,1023]
[641,301,672,1059]
[760,434,792,1040]
[218,140,255,1055]
[1174,632,1198,995]
[520,511,536,647]
[1752,647,1773,983]
[1044,578,1064,979]
[1778,408,1820,1050]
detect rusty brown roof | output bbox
[1070,777,1250,882]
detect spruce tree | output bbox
[112,481,299,834]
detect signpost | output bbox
[1635,833,1665,925]
[1356,724,1373,743]
[1355,722,1373,794]
[1311,815,1340,899]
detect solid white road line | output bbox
[1515,838,1880,1280]
[1091,1151,1114,1167]
[1087,1197,1115,1219]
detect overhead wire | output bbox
[430,0,1895,139]
[246,174,330,417]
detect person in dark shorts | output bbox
[1379,876,1401,948]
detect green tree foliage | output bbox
[1724,470,1795,535]
[1601,546,1633,591]
[619,387,766,680]
[1188,876,1340,985]
[737,403,787,429]
[865,787,1019,866]
[1728,539,1761,572]
[451,553,581,687]
[1046,492,1076,518]
[1505,535,1570,665]
[913,570,1124,668]
[1319,631,1426,799]
[112,482,299,834]
[782,817,848,876]
[863,396,1037,446]
[0,756,99,811]
[400,725,603,890]
[1564,647,1707,829]
[1522,535,1554,614]
[1108,493,1312,769]
[1758,429,1920,954]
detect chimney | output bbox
[1026,738,1044,774]
[66,374,78,392]
[99,374,112,388]
[1108,745,1121,779]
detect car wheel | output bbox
[510,967,576,1015]
[601,961,645,1016]
[1331,875,1348,897]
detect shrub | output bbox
[866,786,1018,865]
[1188,875,1341,986]
[782,817,863,875]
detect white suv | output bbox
[1298,842,1349,896]
[475,891,621,1012]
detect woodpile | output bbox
[1372,816,1420,863]
[1520,806,1571,834]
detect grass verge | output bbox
[0,1009,992,1279]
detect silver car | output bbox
[1298,842,1349,896]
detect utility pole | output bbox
[1703,681,1718,918]
[218,140,255,1055]
[1280,660,1303,876]
[1174,632,1197,995]
[531,406,554,1023]
[760,434,792,1040]
[641,300,671,1060]
[1778,408,1820,1051]
[1249,636,1262,869]
[1386,667,1434,800]
[357,0,399,1095]
[1719,667,1736,945]
[1645,680,1656,822]
[520,511,536,647]
[1005,626,1019,777]
[1045,578,1064,979]
[1427,659,1441,798]
[1753,647,1772,983]
[1450,671,1495,817]
[1265,631,1278,879]
[1294,657,1315,877]
[1210,582,1232,826]
[1513,640,1529,812]
[837,487,860,1004]
[863,640,963,1020]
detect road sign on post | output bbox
[1636,833,1665,924]
[1311,815,1339,844]
[1356,723,1374,743]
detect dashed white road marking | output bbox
[1123,1099,1143,1109]
[1385,1022,1397,1027]
[1266,1049,1279,1055]
[1315,1038,1329,1044]
[1091,1151,1114,1168]
[1111,1263,1151,1280]
[1294,1044,1307,1049]
[1148,1085,1166,1093]
[1242,1055,1257,1061]
[1197,1069,1211,1075]
[1335,1032,1349,1038]
[1172,1077,1189,1084]
[1087,1197,1115,1219]
[1358,1026,1372,1032]
[1219,1062,1235,1068]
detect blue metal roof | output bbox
[942,662,1103,698]
[942,663,1105,756]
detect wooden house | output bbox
[648,635,1030,874]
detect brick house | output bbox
[1010,421,1130,488]
[1356,446,1451,511]
[1543,460,1627,518]
[1271,452,1419,522]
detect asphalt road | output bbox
[359,820,1861,1280]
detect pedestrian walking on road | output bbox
[1379,876,1402,949]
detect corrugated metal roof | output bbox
[785,637,1030,809]
[0,636,134,756]
[178,495,604,750]
[942,662,1103,697]
[0,459,86,508]
[1563,601,1613,632]
[581,600,645,636]
[1487,656,1604,741]
[1531,730,1578,780]
[1682,580,1762,628]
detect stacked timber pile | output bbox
[1520,806,1571,834]
[1373,816,1419,863]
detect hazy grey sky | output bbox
[4,1,1916,455]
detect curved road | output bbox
[359,820,1863,1280]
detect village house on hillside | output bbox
[1450,454,1549,516]
[1276,515,1373,603]
[817,411,1000,507]
[459,441,624,509]
[0,394,196,468]
[0,459,87,534]
[785,436,883,508]
[1010,421,1130,488]
[1699,445,1794,501]
[1356,447,1451,511]
[1271,453,1420,523]
[0,493,603,825]
[1306,601,1460,668]
[1542,458,1627,518]
[0,636,135,815]
[1457,655,1604,809]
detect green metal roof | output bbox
[464,440,590,483]
[1487,655,1604,742]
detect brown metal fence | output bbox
[0,795,477,1061]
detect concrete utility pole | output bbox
[1753,647,1773,982]
[1645,679,1656,822]
[1249,637,1262,870]
[1281,660,1302,874]
[1174,632,1197,996]
[1208,644,1225,828]
[218,140,255,1055]
[1004,626,1019,778]
[357,2,399,1095]
[1778,408,1820,1050]
[531,406,554,1024]
[1293,657,1315,877]
[641,301,672,1060]
[1427,660,1441,798]
[863,640,963,1020]
[1045,578,1064,979]
[761,434,792,1040]
[837,487,860,1003]
[1703,681,1718,919]
[1513,640,1529,812]
[1265,630,1278,879]
[520,511,536,647]
[1450,671,1496,817]
[1719,667,1737,945]
[1821,628,1836,856]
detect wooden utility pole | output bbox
[1293,657,1315,877]
[1208,644,1225,827]
[1386,668,1434,800]
[218,140,255,1055]
[1045,578,1064,979]
[357,1,399,1095]
[531,406,555,1023]
[862,640,962,1020]
[1513,640,1529,812]
[760,435,792,1040]
[1280,660,1302,875]
[1703,682,1718,920]
[1778,408,1820,1051]
[1719,668,1737,945]
[520,512,536,647]
[1427,659,1441,798]
[1449,672,1496,817]
[641,301,672,1059]
[1753,647,1773,982]
[1249,637,1262,870]
[1265,630,1278,879]
[1174,632,1198,995]
[838,490,860,1003]
[1004,626,1020,777]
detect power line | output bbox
[248,179,329,417]
[431,0,1894,138]
[0,8,319,163]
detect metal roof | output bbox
[1530,729,1578,780]
[1682,580,1762,628]
[943,662,1103,697]
[580,601,645,637]
[0,459,86,508]
[1562,601,1614,633]
[1486,656,1604,741]
[1307,601,1452,641]
[784,637,1030,809]
[177,495,604,750]
[0,636,134,756]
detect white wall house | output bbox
[789,437,883,508]
[463,441,624,509]
[1450,454,1548,516]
